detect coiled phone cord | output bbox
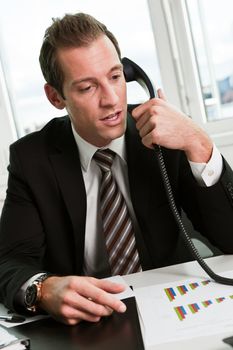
[154,144,233,286]
[122,56,233,285]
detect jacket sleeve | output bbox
[179,154,233,253]
[0,144,47,312]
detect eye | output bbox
[111,71,123,81]
[112,74,120,80]
[80,86,91,92]
[78,84,95,94]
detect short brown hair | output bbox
[39,13,121,98]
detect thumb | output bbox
[157,88,167,101]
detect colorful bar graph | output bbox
[165,279,212,302]
[169,281,233,322]
[189,282,199,290]
[188,303,200,313]
[202,300,213,307]
[164,279,230,307]
[164,287,176,301]
[174,306,187,321]
[177,285,188,295]
[201,279,211,286]
[216,297,226,303]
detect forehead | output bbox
[57,35,121,82]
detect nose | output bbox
[100,83,119,107]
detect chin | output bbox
[99,131,124,147]
[110,126,125,139]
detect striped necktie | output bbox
[94,148,141,275]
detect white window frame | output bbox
[0,58,17,207]
[148,0,233,148]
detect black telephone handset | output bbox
[122,56,233,286]
[122,57,156,98]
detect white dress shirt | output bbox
[71,124,141,277]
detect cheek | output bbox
[120,83,127,102]
[69,104,98,132]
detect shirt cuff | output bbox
[189,144,223,187]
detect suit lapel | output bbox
[125,115,153,269]
[48,117,86,271]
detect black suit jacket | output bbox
[1,113,233,311]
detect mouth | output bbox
[100,110,122,121]
[98,110,124,127]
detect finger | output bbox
[60,289,114,318]
[131,98,158,120]
[157,88,167,101]
[141,131,157,149]
[93,279,127,311]
[67,277,127,314]
[74,294,114,317]
[135,110,155,131]
[138,118,156,139]
[94,278,126,294]
[58,304,102,324]
[84,285,126,313]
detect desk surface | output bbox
[10,297,143,350]
[4,255,233,350]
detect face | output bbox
[47,35,127,147]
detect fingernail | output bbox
[118,303,127,313]
[105,306,113,315]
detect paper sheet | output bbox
[0,303,48,329]
[134,270,233,347]
[0,326,29,349]
[104,275,135,299]
[0,325,18,345]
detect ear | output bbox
[44,83,66,110]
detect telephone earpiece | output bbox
[122,57,156,100]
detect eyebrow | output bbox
[71,64,123,86]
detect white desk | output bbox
[124,255,233,350]
[1,255,233,349]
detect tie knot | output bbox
[94,149,116,172]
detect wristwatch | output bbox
[24,273,49,312]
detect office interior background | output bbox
[0,0,233,213]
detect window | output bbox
[148,0,233,154]
[0,0,161,137]
[186,0,233,122]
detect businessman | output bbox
[0,13,233,325]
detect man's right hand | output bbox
[38,275,127,325]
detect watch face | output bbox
[25,284,37,307]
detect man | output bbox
[0,13,233,325]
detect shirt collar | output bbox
[71,123,126,172]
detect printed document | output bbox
[134,270,233,347]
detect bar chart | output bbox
[134,271,233,346]
[163,278,233,321]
